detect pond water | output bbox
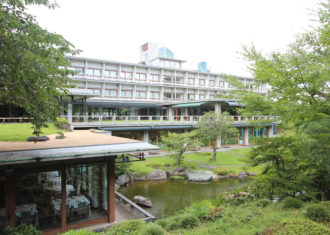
[119,178,252,219]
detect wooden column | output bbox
[61,167,67,229]
[5,175,16,227]
[108,159,115,223]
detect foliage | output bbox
[196,111,238,161]
[213,188,255,207]
[256,198,271,208]
[0,0,79,136]
[161,131,199,166]
[55,117,70,130]
[0,224,41,235]
[184,200,213,220]
[265,218,330,235]
[177,214,199,229]
[241,1,330,200]
[281,197,303,209]
[61,229,96,235]
[105,219,145,235]
[213,167,229,175]
[115,162,132,177]
[155,219,168,229]
[305,204,330,222]
[139,223,165,235]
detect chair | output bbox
[77,202,87,216]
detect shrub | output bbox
[105,219,145,235]
[281,197,303,209]
[185,200,212,220]
[178,214,199,229]
[213,167,229,175]
[166,216,181,231]
[266,218,330,234]
[155,219,168,229]
[55,117,69,130]
[61,229,96,235]
[139,223,164,235]
[256,198,271,207]
[0,224,41,235]
[204,207,224,221]
[305,204,329,222]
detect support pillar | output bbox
[108,159,115,223]
[267,126,273,138]
[243,127,249,146]
[143,130,149,143]
[215,103,221,114]
[61,167,67,229]
[5,175,16,227]
[216,137,221,149]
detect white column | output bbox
[143,130,149,143]
[243,127,249,145]
[215,103,221,113]
[67,103,73,123]
[217,137,222,149]
[267,126,273,138]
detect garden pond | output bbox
[119,178,252,218]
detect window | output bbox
[188,78,195,85]
[163,76,172,83]
[136,91,146,99]
[120,71,132,80]
[135,73,146,81]
[150,92,160,99]
[91,89,101,95]
[104,70,117,78]
[219,81,225,87]
[164,92,172,100]
[209,94,215,99]
[209,80,215,86]
[228,83,233,88]
[188,94,195,100]
[121,90,132,98]
[150,74,159,82]
[176,93,184,101]
[176,77,183,84]
[199,79,205,86]
[86,68,101,77]
[68,67,84,75]
[104,89,117,97]
[199,94,205,100]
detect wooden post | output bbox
[156,131,159,144]
[5,175,16,227]
[108,159,115,223]
[61,167,67,229]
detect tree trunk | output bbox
[212,141,217,162]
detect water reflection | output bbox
[119,178,252,218]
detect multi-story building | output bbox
[64,42,268,118]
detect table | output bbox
[51,195,91,217]
[46,184,74,197]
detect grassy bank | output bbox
[0,123,67,141]
[129,148,264,177]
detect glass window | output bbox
[15,170,62,230]
[136,91,146,98]
[92,89,101,95]
[199,79,205,86]
[121,72,132,80]
[86,68,101,77]
[176,93,183,100]
[150,74,159,82]
[228,83,233,88]
[219,81,224,87]
[176,77,183,84]
[105,90,117,97]
[188,94,195,100]
[135,73,146,81]
[121,90,132,97]
[150,92,159,99]
[209,80,215,86]
[86,69,94,76]
[199,94,205,100]
[163,76,172,83]
[188,78,195,85]
[209,95,215,99]
[75,67,84,75]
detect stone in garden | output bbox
[187,170,213,182]
[116,174,130,186]
[199,165,217,170]
[238,171,248,179]
[249,172,257,176]
[27,136,50,142]
[146,171,168,180]
[135,176,146,181]
[133,196,152,208]
[174,167,186,173]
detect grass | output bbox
[0,123,67,141]
[129,148,264,176]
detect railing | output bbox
[0,117,32,124]
[115,191,155,221]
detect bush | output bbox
[61,229,96,235]
[155,219,168,229]
[105,219,145,235]
[55,117,69,130]
[204,207,224,221]
[266,218,330,234]
[178,214,199,229]
[185,200,213,220]
[213,167,229,175]
[166,216,181,231]
[0,224,41,235]
[281,197,303,209]
[139,223,164,235]
[256,198,271,207]
[305,204,329,222]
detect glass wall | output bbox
[15,171,62,230]
[67,164,108,224]
[0,177,4,230]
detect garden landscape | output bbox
[0,0,329,234]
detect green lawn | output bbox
[129,148,264,177]
[0,123,66,141]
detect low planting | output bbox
[281,197,304,209]
[305,204,329,222]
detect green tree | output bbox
[161,131,199,166]
[196,112,237,162]
[241,1,330,200]
[0,0,79,136]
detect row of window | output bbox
[90,88,214,100]
[70,67,236,88]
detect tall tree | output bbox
[161,131,199,166]
[241,1,330,200]
[196,112,237,162]
[0,0,79,136]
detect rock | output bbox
[238,171,248,179]
[135,176,146,181]
[133,196,152,208]
[146,171,168,180]
[213,175,230,181]
[199,165,217,170]
[174,167,186,173]
[115,184,120,190]
[27,136,50,142]
[249,172,257,176]
[187,170,213,182]
[116,174,130,186]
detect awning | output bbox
[172,102,205,108]
[226,101,244,107]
